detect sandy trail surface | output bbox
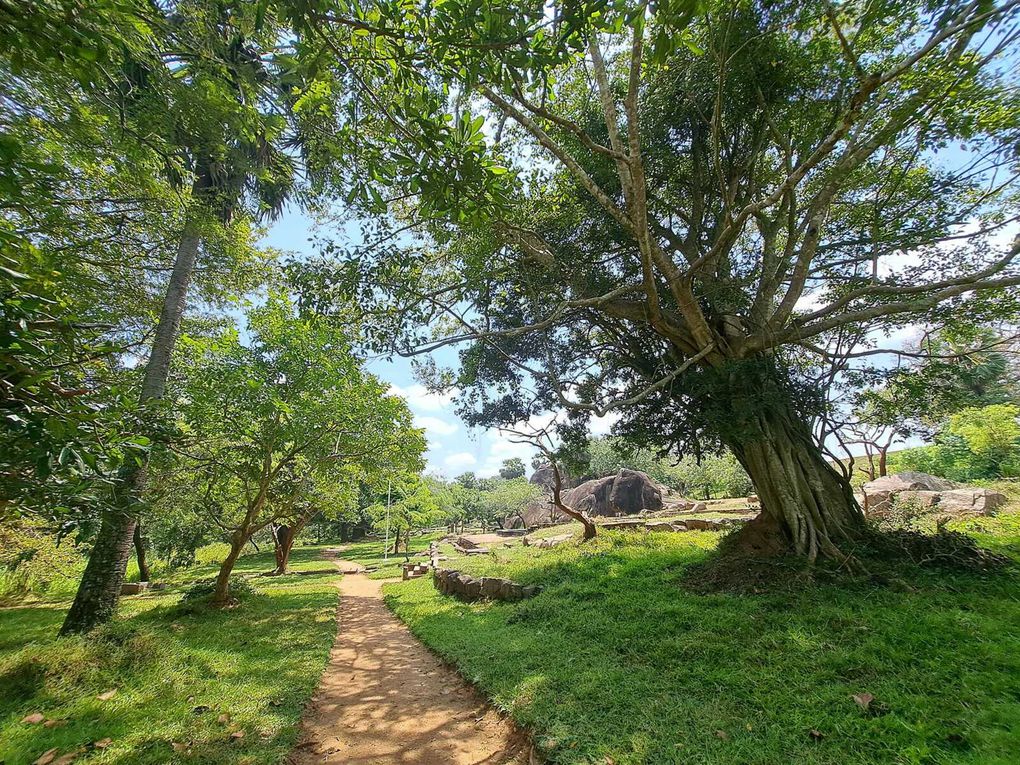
[289,567,529,765]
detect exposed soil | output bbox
[289,566,529,765]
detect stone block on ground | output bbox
[862,471,1005,518]
[645,522,678,532]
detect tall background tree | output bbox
[57,0,304,634]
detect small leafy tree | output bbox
[169,298,424,603]
[368,476,452,554]
[498,457,527,480]
[477,478,541,529]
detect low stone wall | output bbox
[603,517,749,533]
[433,568,541,602]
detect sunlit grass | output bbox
[385,516,1020,764]
[0,546,339,765]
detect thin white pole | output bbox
[384,479,391,561]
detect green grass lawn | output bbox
[384,513,1020,765]
[0,545,340,765]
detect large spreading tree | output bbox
[289,0,1020,562]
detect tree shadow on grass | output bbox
[387,534,1020,765]
[0,576,340,765]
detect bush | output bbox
[0,523,85,602]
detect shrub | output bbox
[0,523,85,602]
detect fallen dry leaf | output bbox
[33,749,58,765]
[230,730,246,740]
[852,692,874,712]
[217,713,231,724]
[43,719,65,729]
[22,712,45,724]
[809,729,825,741]
[52,752,79,765]
[171,741,190,753]
[604,757,617,765]
[96,689,117,701]
[714,730,730,741]
[93,738,113,749]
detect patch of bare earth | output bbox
[289,567,529,765]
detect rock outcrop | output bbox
[561,468,665,517]
[862,471,1006,518]
[529,463,580,492]
[506,468,672,528]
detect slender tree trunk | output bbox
[723,402,864,562]
[213,534,246,605]
[133,523,150,582]
[60,213,203,636]
[549,460,596,540]
[878,447,889,478]
[272,512,314,574]
[272,524,291,573]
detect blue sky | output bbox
[259,207,617,478]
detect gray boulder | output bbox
[863,472,959,514]
[561,469,665,517]
[937,488,1008,515]
[863,471,1006,518]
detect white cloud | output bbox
[443,452,477,470]
[476,428,539,478]
[388,383,458,412]
[589,411,621,437]
[415,415,458,437]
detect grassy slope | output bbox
[0,546,339,765]
[385,515,1020,765]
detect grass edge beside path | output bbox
[0,545,341,765]
[383,516,1020,765]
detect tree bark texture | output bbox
[60,215,202,636]
[724,401,864,562]
[213,534,245,605]
[133,523,150,582]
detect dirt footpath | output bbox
[289,570,529,765]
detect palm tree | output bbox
[60,2,298,635]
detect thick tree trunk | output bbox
[723,403,864,562]
[133,523,150,582]
[213,535,246,605]
[272,512,314,574]
[60,215,202,636]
